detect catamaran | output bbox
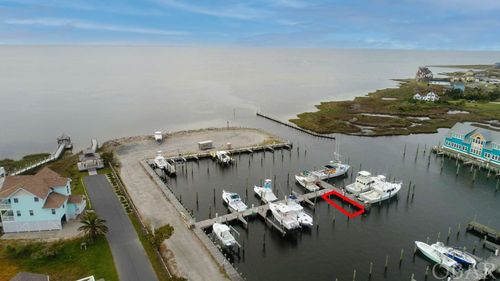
[269,201,301,231]
[153,151,176,176]
[358,177,402,204]
[216,151,233,165]
[294,172,320,192]
[253,179,278,203]
[415,241,462,275]
[431,242,476,266]
[222,190,247,212]
[212,222,238,248]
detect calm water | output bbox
[1,46,499,158]
[1,46,499,280]
[169,116,500,281]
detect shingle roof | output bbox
[448,123,500,144]
[0,167,68,199]
[10,272,49,281]
[43,192,68,209]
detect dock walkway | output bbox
[467,221,500,242]
[195,189,332,230]
[163,141,292,162]
[10,140,70,176]
[256,112,336,140]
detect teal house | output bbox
[0,167,86,233]
[443,123,500,166]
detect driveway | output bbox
[84,175,158,281]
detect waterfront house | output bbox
[413,93,423,100]
[495,62,500,69]
[0,167,86,233]
[0,167,5,187]
[413,92,439,102]
[77,139,104,172]
[443,123,500,167]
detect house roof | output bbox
[68,194,84,204]
[43,192,68,209]
[0,167,67,199]
[10,272,49,281]
[448,123,500,144]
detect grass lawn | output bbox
[0,237,118,281]
[0,153,51,174]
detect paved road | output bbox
[84,175,158,281]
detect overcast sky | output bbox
[1,0,499,50]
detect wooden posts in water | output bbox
[400,248,404,264]
[352,269,356,281]
[425,265,429,280]
[369,262,373,278]
[384,255,389,271]
[403,144,406,159]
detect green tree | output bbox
[149,224,174,249]
[78,212,109,243]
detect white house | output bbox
[0,167,86,233]
[422,91,440,102]
[413,93,423,100]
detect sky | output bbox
[0,0,499,50]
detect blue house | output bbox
[443,123,500,166]
[0,167,86,233]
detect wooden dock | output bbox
[195,188,332,234]
[256,112,336,140]
[163,141,293,163]
[467,221,500,242]
[432,146,500,177]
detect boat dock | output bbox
[432,146,500,177]
[9,135,72,176]
[467,221,500,242]
[195,188,332,236]
[256,112,336,140]
[162,141,293,162]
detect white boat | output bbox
[222,190,247,212]
[153,151,176,175]
[432,242,477,266]
[212,222,237,247]
[415,241,462,275]
[358,177,402,204]
[253,179,278,203]
[154,131,163,142]
[294,172,320,192]
[216,151,233,165]
[310,161,350,180]
[286,195,313,227]
[269,202,301,231]
[345,171,375,194]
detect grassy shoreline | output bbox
[290,80,500,136]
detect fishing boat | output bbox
[345,171,375,194]
[358,177,402,204]
[215,151,233,165]
[294,172,320,192]
[286,195,313,227]
[311,161,350,180]
[432,242,477,266]
[415,241,462,275]
[269,201,301,231]
[212,222,238,247]
[222,190,247,212]
[253,179,278,203]
[153,151,176,176]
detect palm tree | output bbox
[78,211,109,243]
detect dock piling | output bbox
[384,255,389,271]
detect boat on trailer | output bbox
[222,190,247,212]
[253,179,278,203]
[212,222,238,248]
